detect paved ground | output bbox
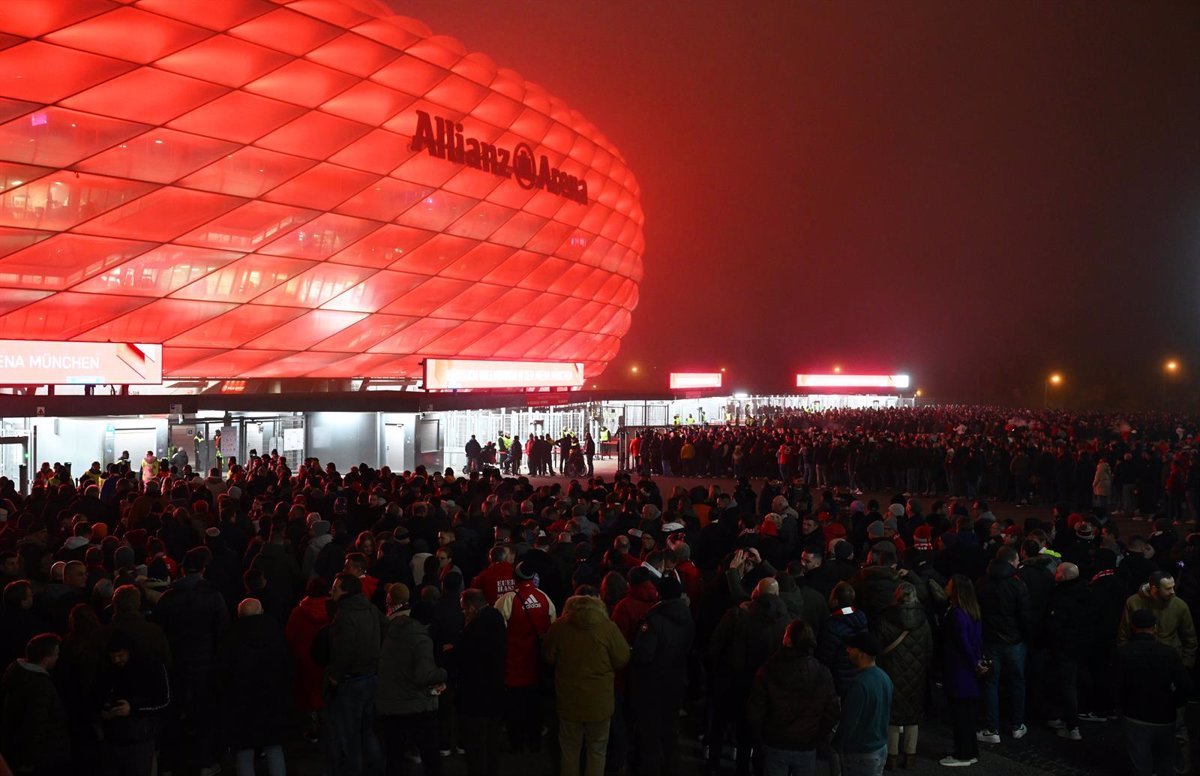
[266,460,1192,776]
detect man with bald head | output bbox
[216,597,291,776]
[1047,561,1092,740]
[706,563,790,775]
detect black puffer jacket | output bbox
[873,602,932,725]
[977,560,1031,645]
[630,597,695,704]
[1017,556,1055,647]
[746,646,839,751]
[1048,578,1093,655]
[817,608,870,696]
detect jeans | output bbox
[323,676,384,776]
[1124,717,1175,776]
[236,745,285,776]
[837,745,887,776]
[558,717,610,776]
[762,746,816,776]
[983,642,1026,732]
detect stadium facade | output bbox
[0,0,644,385]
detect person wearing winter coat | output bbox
[1114,608,1193,776]
[323,573,387,776]
[152,547,228,776]
[95,630,171,776]
[939,575,984,767]
[103,585,171,668]
[452,589,507,776]
[1046,563,1092,740]
[816,582,870,698]
[302,516,333,580]
[975,548,1031,742]
[284,577,330,742]
[376,583,447,776]
[612,566,661,643]
[628,577,695,776]
[1084,549,1125,719]
[1117,571,1197,669]
[707,577,792,776]
[745,620,839,776]
[495,562,556,753]
[873,582,933,770]
[543,592,631,776]
[215,598,292,776]
[0,633,70,775]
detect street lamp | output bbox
[1163,359,1180,409]
[1044,373,1063,408]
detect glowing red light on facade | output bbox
[0,1,643,382]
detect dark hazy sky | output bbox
[397,1,1200,407]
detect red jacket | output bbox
[497,582,555,688]
[472,562,517,605]
[611,581,661,644]
[284,595,330,711]
[676,561,703,604]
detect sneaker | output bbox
[1047,718,1065,729]
[455,747,466,755]
[1057,727,1082,741]
[199,768,222,776]
[1011,724,1028,740]
[439,749,452,757]
[939,756,978,767]
[1079,712,1108,723]
[976,730,1000,744]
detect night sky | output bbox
[396,1,1200,407]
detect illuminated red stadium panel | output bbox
[0,0,644,381]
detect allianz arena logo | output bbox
[411,110,589,205]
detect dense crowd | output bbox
[0,406,1197,776]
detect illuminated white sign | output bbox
[796,373,911,389]
[670,372,723,389]
[0,341,163,385]
[424,359,585,390]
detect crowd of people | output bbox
[0,405,1196,776]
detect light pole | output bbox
[1044,373,1063,408]
[1163,359,1179,409]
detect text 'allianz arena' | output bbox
[0,0,644,382]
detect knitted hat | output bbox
[867,520,886,539]
[913,525,933,551]
[1075,521,1095,540]
[888,503,905,518]
[1130,609,1156,629]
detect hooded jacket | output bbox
[873,601,932,724]
[976,559,1031,645]
[746,646,839,751]
[376,614,447,716]
[629,597,694,703]
[612,580,661,644]
[284,595,330,711]
[1117,585,1197,668]
[543,595,630,722]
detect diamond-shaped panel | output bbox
[0,1,643,380]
